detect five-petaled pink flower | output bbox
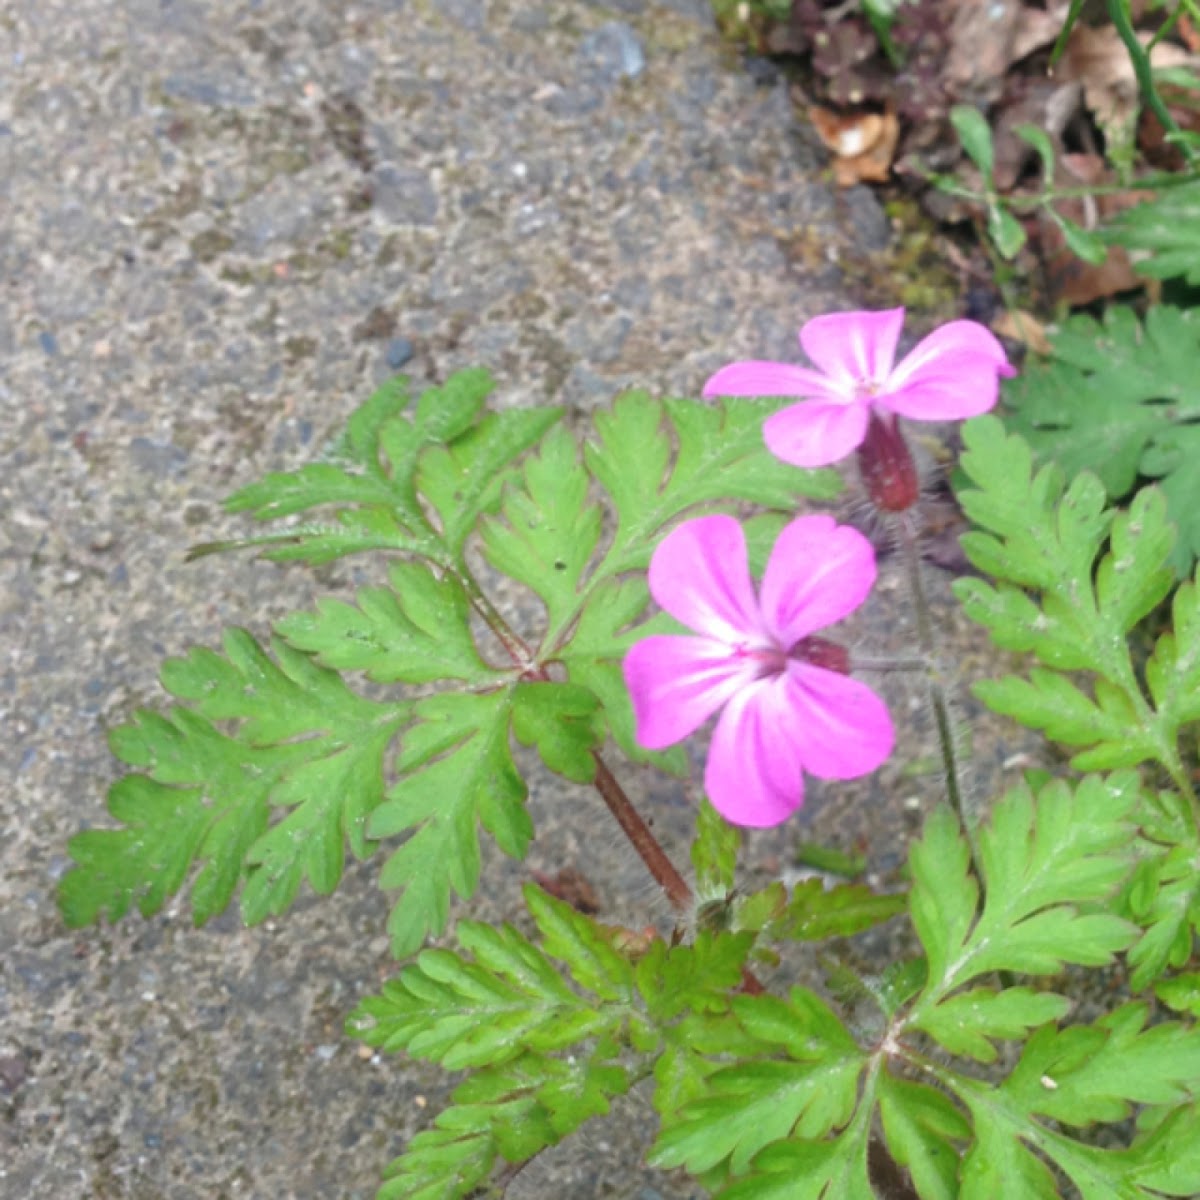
[622,514,894,828]
[702,307,1015,468]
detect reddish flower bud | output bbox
[857,411,919,513]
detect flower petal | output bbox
[763,399,869,468]
[704,681,806,827]
[799,308,905,386]
[623,635,753,749]
[784,663,894,779]
[760,515,877,648]
[878,319,1015,420]
[648,515,765,643]
[702,360,849,404]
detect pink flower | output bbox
[702,308,1015,468]
[622,514,894,828]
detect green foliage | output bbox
[65,367,1200,1200]
[771,879,907,941]
[1000,306,1200,573]
[193,369,556,565]
[953,416,1200,784]
[371,690,530,957]
[58,631,407,928]
[1107,181,1200,284]
[647,775,1195,1199]
[905,775,1139,1043]
[649,989,867,1177]
[350,885,755,1199]
[276,561,501,685]
[66,374,837,954]
[691,798,740,898]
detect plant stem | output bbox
[455,565,539,673]
[592,754,694,911]
[895,515,980,867]
[1106,0,1199,168]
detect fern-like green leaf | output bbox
[878,1072,969,1200]
[480,423,603,638]
[941,1007,1200,1200]
[355,888,756,1198]
[371,689,529,957]
[1000,306,1200,572]
[58,631,407,928]
[276,560,504,685]
[1105,181,1200,285]
[417,407,563,555]
[649,988,865,1176]
[954,417,1188,775]
[906,774,1139,1049]
[202,369,559,566]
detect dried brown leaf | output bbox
[810,106,900,186]
[1056,24,1196,140]
[994,309,1052,355]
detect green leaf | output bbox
[908,805,977,990]
[58,631,406,928]
[691,798,740,898]
[578,392,837,605]
[418,407,563,554]
[1052,211,1108,264]
[1122,1105,1200,1197]
[945,1014,1200,1200]
[1006,1004,1200,1126]
[1154,972,1200,1016]
[510,681,605,783]
[375,1050,633,1200]
[216,371,501,564]
[1106,180,1200,284]
[999,305,1200,572]
[714,1129,875,1200]
[878,1072,970,1200]
[955,417,1186,773]
[481,423,603,639]
[636,931,755,1022]
[1123,843,1200,990]
[347,920,621,1071]
[913,987,1071,1063]
[371,689,530,956]
[356,891,757,1198]
[951,104,995,179]
[650,989,865,1176]
[906,775,1139,1047]
[275,561,502,685]
[769,879,906,942]
[987,204,1027,259]
[1015,123,1056,182]
[212,370,563,568]
[1146,577,1200,731]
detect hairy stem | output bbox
[456,566,539,672]
[896,516,981,867]
[592,754,694,911]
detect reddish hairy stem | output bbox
[591,754,693,911]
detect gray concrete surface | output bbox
[0,2,1042,1197]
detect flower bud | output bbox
[857,412,919,513]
